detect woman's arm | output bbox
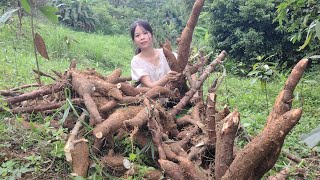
[140,71,180,88]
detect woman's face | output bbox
[133,25,153,50]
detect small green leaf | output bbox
[39,6,59,23]
[315,20,320,40]
[21,0,31,14]
[129,153,136,161]
[260,80,266,90]
[60,105,70,124]
[247,70,260,76]
[298,32,312,51]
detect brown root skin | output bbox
[177,0,205,70]
[114,76,132,83]
[144,86,178,99]
[169,143,188,158]
[119,96,143,105]
[117,83,140,96]
[69,59,77,69]
[160,39,172,52]
[105,68,122,83]
[148,108,167,160]
[71,72,103,124]
[267,168,290,180]
[163,47,181,72]
[176,126,199,149]
[51,69,63,78]
[135,87,150,94]
[71,139,89,177]
[123,107,149,131]
[12,98,82,114]
[187,144,206,161]
[143,169,163,180]
[250,59,308,179]
[91,79,123,101]
[71,71,95,95]
[33,69,56,80]
[7,83,41,92]
[108,88,123,101]
[215,111,240,180]
[0,90,23,96]
[92,137,104,154]
[83,94,103,124]
[101,152,129,176]
[6,80,68,105]
[162,143,179,162]
[133,130,151,148]
[176,115,205,133]
[99,99,118,113]
[81,68,105,80]
[93,106,143,139]
[176,115,193,126]
[191,101,204,122]
[222,109,302,180]
[169,51,227,117]
[177,156,207,180]
[158,159,185,180]
[206,92,217,146]
[267,59,308,125]
[155,104,179,136]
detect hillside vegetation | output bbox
[0,0,319,179]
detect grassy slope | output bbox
[0,19,133,88]
[0,19,319,178]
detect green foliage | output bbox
[101,0,190,43]
[248,55,279,88]
[39,5,59,23]
[208,0,301,67]
[275,0,320,52]
[0,19,133,84]
[20,0,31,13]
[51,0,96,32]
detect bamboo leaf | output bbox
[315,20,320,40]
[298,33,312,51]
[34,33,49,60]
[0,8,20,25]
[39,6,59,23]
[20,0,31,14]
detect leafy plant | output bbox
[208,0,301,68]
[275,0,320,51]
[51,0,96,32]
[0,160,34,179]
[19,0,58,84]
[248,55,279,112]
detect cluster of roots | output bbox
[0,56,309,179]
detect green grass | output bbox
[0,18,133,89]
[1,17,320,179]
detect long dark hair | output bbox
[130,20,153,54]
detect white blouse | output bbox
[131,49,175,86]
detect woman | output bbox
[130,20,180,87]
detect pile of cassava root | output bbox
[0,0,309,179]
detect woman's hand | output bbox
[165,71,181,81]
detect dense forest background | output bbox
[1,0,319,70]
